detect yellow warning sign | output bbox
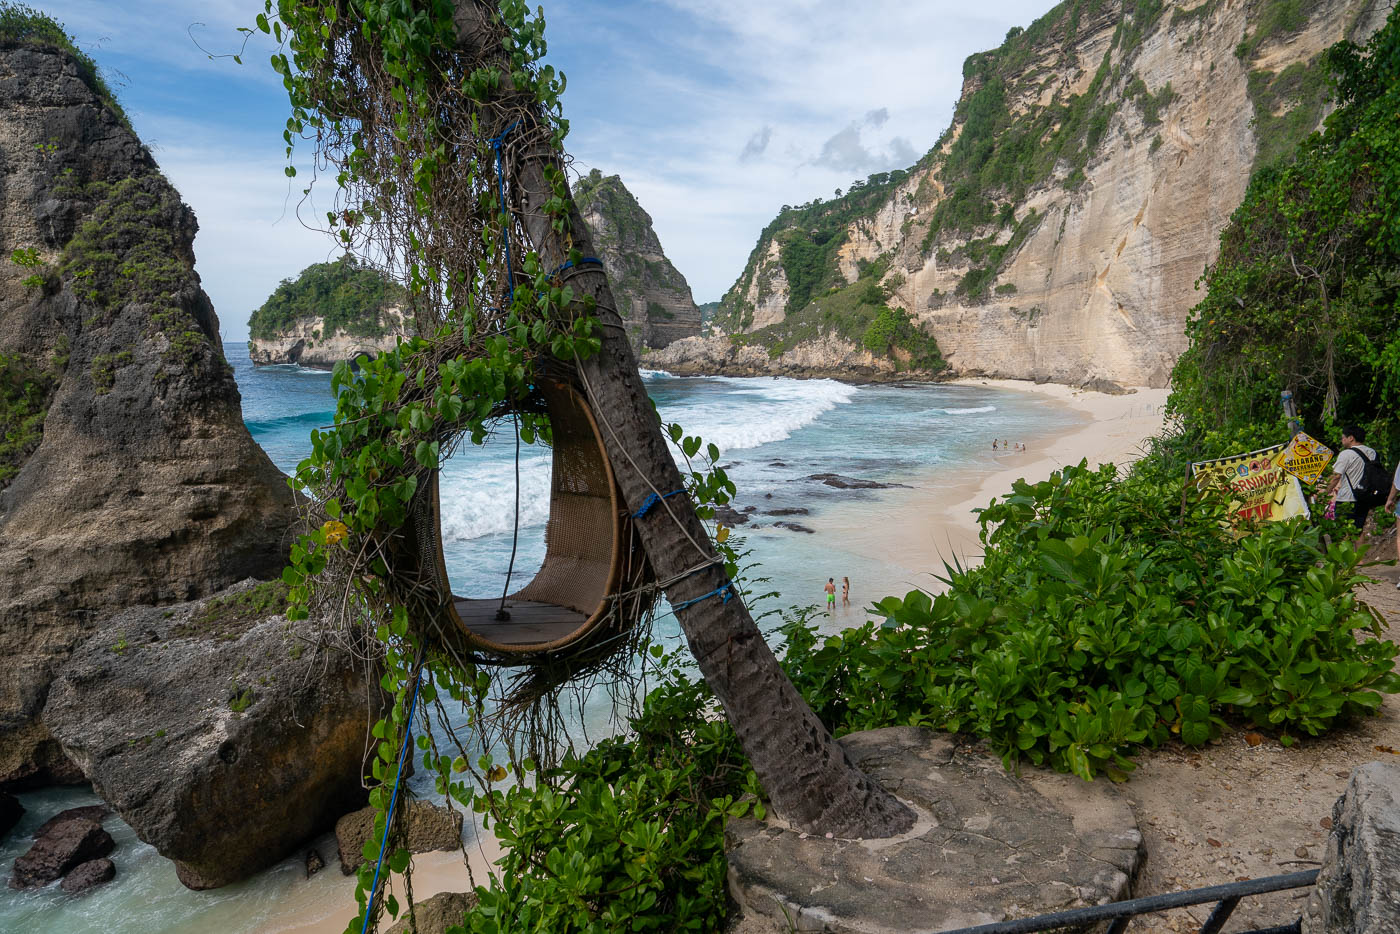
[1275,432,1334,486]
[1191,444,1311,527]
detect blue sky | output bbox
[38,1,1049,339]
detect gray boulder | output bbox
[42,583,384,889]
[1304,760,1400,934]
[60,857,115,895]
[32,804,109,838]
[337,800,464,874]
[385,890,478,934]
[10,817,114,889]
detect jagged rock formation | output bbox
[570,169,702,351]
[0,37,295,785]
[247,256,412,369]
[649,333,930,382]
[42,582,384,889]
[717,0,1387,387]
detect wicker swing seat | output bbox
[405,379,648,659]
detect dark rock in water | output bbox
[763,493,773,499]
[11,818,115,889]
[769,461,788,468]
[337,801,464,875]
[32,805,110,839]
[60,857,115,895]
[741,505,757,513]
[305,849,325,878]
[0,791,22,841]
[764,507,810,517]
[42,582,385,890]
[804,473,906,490]
[713,505,750,526]
[0,43,294,788]
[1304,760,1400,934]
[385,890,480,934]
[773,522,815,534]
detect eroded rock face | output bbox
[725,726,1143,933]
[10,817,114,889]
[42,584,383,890]
[571,170,702,352]
[0,42,294,787]
[336,800,464,875]
[646,333,937,382]
[247,305,412,369]
[1303,760,1400,934]
[384,890,479,934]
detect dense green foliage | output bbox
[1170,9,1400,453]
[715,169,910,331]
[731,263,944,372]
[0,2,129,127]
[248,257,405,340]
[0,338,66,485]
[782,456,1398,781]
[466,663,755,933]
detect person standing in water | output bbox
[824,578,836,612]
[841,576,850,608]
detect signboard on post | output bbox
[1276,431,1334,486]
[1191,444,1311,527]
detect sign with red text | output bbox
[1191,443,1310,527]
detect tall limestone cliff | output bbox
[570,169,702,351]
[713,0,1387,387]
[0,32,294,786]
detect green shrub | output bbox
[248,256,404,340]
[780,459,1399,781]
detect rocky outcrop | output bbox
[59,857,114,895]
[725,726,1143,933]
[0,40,295,786]
[247,304,412,369]
[336,800,464,874]
[41,582,383,890]
[1304,760,1400,934]
[716,0,1387,387]
[10,817,114,889]
[385,891,479,934]
[645,333,938,383]
[571,169,702,351]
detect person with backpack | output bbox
[1324,425,1385,530]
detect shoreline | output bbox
[814,378,1169,601]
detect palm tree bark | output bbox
[451,1,913,838]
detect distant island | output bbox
[247,257,410,369]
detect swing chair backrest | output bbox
[411,380,631,658]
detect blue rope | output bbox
[550,256,604,277]
[489,120,521,305]
[632,489,684,518]
[672,581,737,613]
[360,669,424,934]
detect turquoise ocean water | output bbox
[0,342,1082,933]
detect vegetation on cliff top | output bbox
[0,3,129,128]
[247,256,405,341]
[1170,5,1400,454]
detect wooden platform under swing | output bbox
[404,378,652,660]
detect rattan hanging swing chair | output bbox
[402,374,655,665]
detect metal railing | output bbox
[938,869,1319,934]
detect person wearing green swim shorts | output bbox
[824,578,836,612]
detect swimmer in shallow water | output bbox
[824,578,836,612]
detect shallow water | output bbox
[0,343,1081,933]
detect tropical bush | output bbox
[248,256,405,340]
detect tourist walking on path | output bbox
[1385,463,1400,589]
[841,576,850,608]
[1325,426,1380,530]
[824,578,836,613]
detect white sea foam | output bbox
[672,377,858,452]
[638,367,673,379]
[942,405,997,415]
[438,452,552,541]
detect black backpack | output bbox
[1348,448,1389,509]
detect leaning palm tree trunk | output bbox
[450,0,913,838]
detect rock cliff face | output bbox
[648,334,921,382]
[0,40,294,786]
[570,169,702,351]
[717,0,1386,387]
[248,304,411,369]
